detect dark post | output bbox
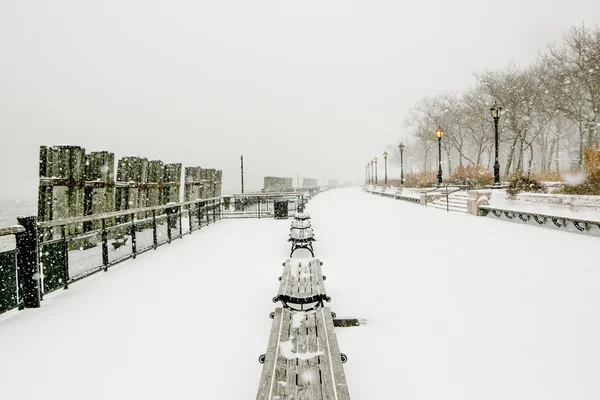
[101,219,109,268]
[435,127,444,185]
[437,136,443,185]
[240,155,244,194]
[15,216,41,309]
[383,151,388,185]
[152,210,158,248]
[196,203,202,230]
[178,206,183,238]
[130,213,137,258]
[399,143,405,185]
[374,158,378,185]
[61,224,69,289]
[166,207,173,243]
[491,102,502,187]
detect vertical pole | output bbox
[152,210,158,248]
[188,205,193,233]
[196,203,202,230]
[205,202,209,226]
[240,155,244,194]
[130,213,137,258]
[212,200,216,222]
[400,148,405,185]
[167,207,172,243]
[375,160,378,184]
[384,158,388,185]
[61,225,69,289]
[437,137,443,185]
[102,219,109,269]
[258,197,261,219]
[15,216,41,309]
[494,117,500,186]
[178,206,183,238]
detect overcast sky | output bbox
[1,0,599,199]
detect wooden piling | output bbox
[84,151,115,231]
[38,145,86,239]
[163,163,182,204]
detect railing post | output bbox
[188,205,193,233]
[130,213,137,258]
[212,200,216,222]
[205,202,209,226]
[152,210,158,249]
[102,219,109,270]
[196,203,202,230]
[15,216,41,309]
[178,206,183,238]
[167,207,173,243]
[258,197,261,219]
[61,225,70,289]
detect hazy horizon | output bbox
[2,0,599,200]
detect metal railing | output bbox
[0,196,223,315]
[479,205,600,236]
[0,191,315,316]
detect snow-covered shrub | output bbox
[506,175,548,197]
[403,172,437,188]
[448,165,493,188]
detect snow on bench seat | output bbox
[291,218,312,230]
[275,259,329,311]
[257,307,350,400]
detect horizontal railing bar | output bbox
[229,192,302,198]
[0,225,25,237]
[38,197,222,228]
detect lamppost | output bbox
[398,143,405,185]
[490,101,502,187]
[240,155,244,194]
[374,157,378,185]
[383,151,388,185]
[370,160,374,184]
[435,127,444,185]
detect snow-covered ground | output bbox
[1,188,599,399]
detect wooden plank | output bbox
[306,312,321,399]
[322,307,351,399]
[278,260,292,299]
[315,308,335,400]
[273,308,294,399]
[257,308,283,400]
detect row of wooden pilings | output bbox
[37,145,222,239]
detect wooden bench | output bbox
[294,212,311,220]
[289,227,315,257]
[257,307,350,400]
[291,218,312,230]
[274,259,330,311]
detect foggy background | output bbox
[1,0,599,200]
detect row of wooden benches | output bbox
[256,213,351,399]
[289,212,316,257]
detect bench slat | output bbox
[257,308,285,400]
[322,307,351,399]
